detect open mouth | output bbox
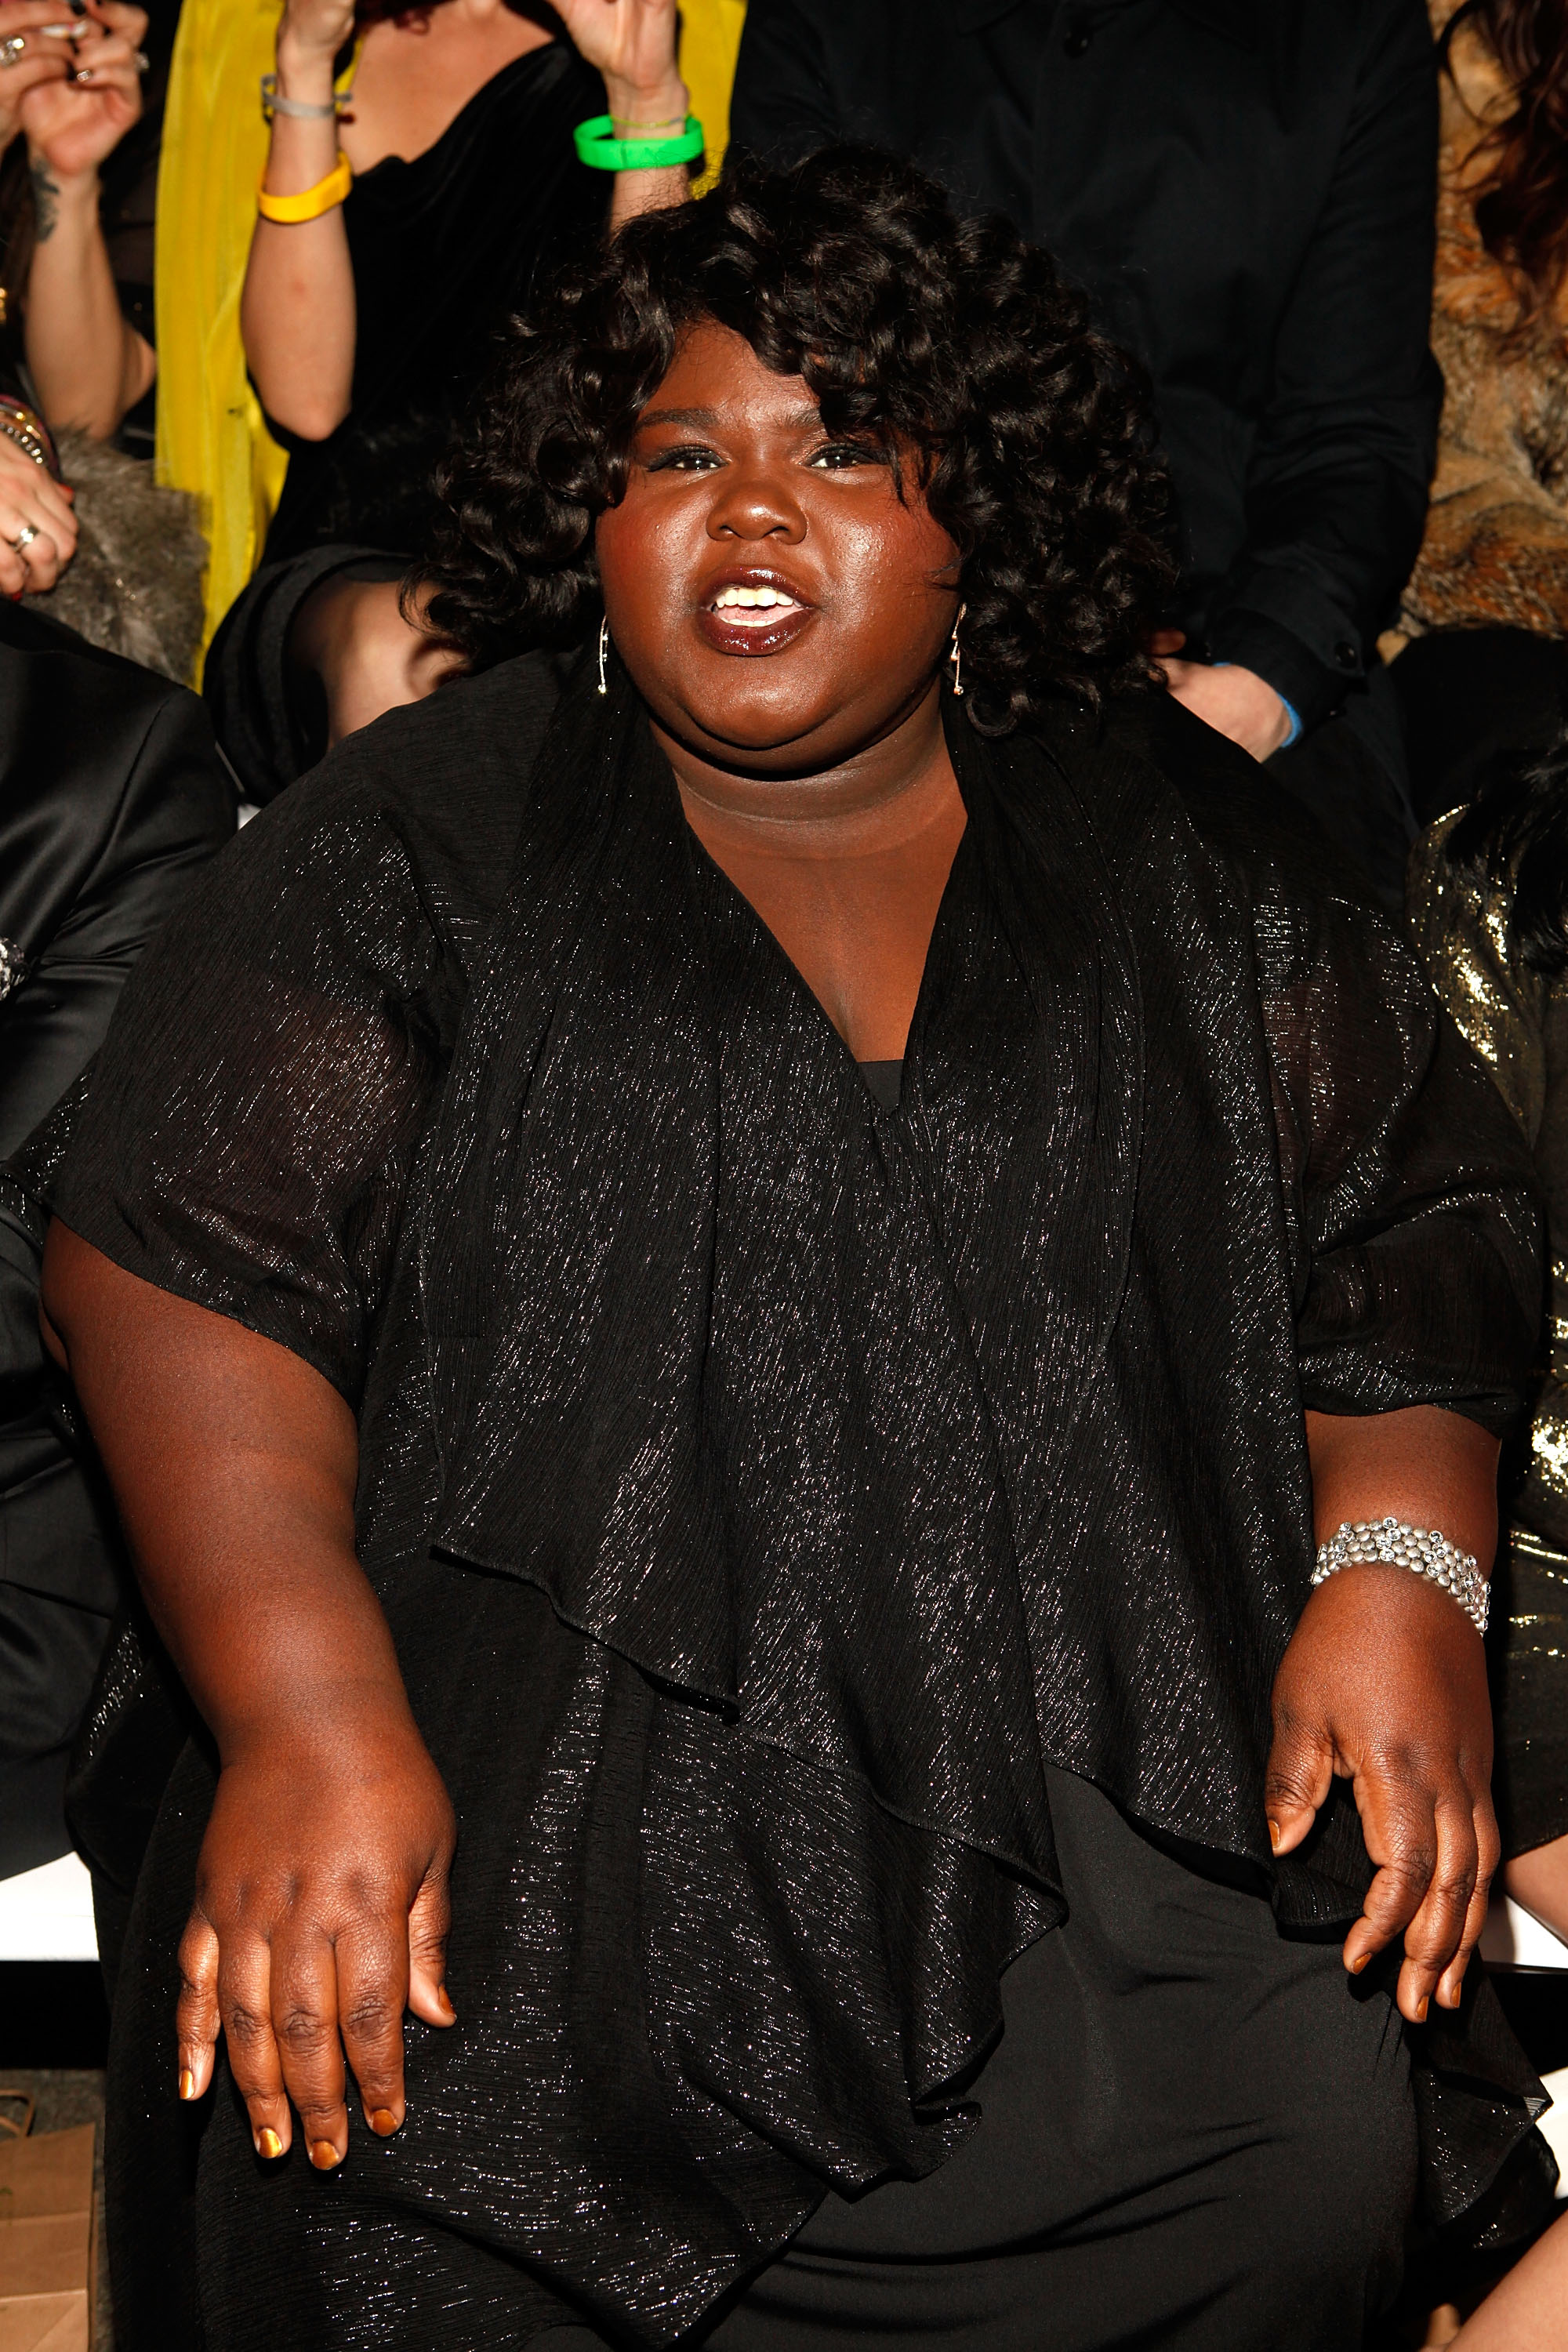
[695,572,816,657]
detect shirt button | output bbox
[1334,640,1359,670]
[1063,16,1092,54]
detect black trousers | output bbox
[537,1768,1416,2352]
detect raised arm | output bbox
[18,1,155,438]
[554,0,692,228]
[40,1228,456,2168]
[239,0,358,441]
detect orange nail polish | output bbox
[257,2128,283,2160]
[1266,1820,1282,1854]
[436,1984,456,2019]
[309,2140,341,2170]
[369,2108,398,2136]
[1415,1995,1429,2023]
[178,2068,195,2101]
[1349,1952,1370,1975]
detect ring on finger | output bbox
[10,524,38,553]
[0,34,27,64]
[132,45,147,66]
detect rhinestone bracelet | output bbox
[1312,1515,1489,1636]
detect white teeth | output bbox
[711,584,800,614]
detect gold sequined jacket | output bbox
[1409,813,1568,1857]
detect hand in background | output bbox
[275,0,355,71]
[1152,630,1293,763]
[0,430,77,591]
[554,0,685,125]
[18,0,145,184]
[0,0,76,148]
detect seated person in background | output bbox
[208,0,692,804]
[0,0,206,677]
[0,597,232,1879]
[1392,0,1568,824]
[33,151,1552,2349]
[724,0,1442,906]
[1408,735,1568,1951]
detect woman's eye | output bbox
[645,445,722,474]
[808,442,883,470]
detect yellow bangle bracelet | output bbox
[257,151,353,223]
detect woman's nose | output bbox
[706,468,806,543]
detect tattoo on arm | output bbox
[29,159,60,242]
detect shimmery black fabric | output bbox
[52,652,1547,2345]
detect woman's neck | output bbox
[657,682,969,1065]
[655,679,959,862]
[343,0,554,174]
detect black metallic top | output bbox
[49,654,1544,2340]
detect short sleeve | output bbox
[51,772,460,1403]
[1257,868,1541,1433]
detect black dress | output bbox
[45,655,1551,2347]
[203,38,608,800]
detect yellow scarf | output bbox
[679,0,747,194]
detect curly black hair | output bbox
[419,145,1174,734]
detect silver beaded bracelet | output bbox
[260,72,350,122]
[1312,1515,1489,1636]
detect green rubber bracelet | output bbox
[573,113,705,171]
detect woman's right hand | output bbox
[0,434,77,593]
[176,1703,458,2167]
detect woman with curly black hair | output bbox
[27,151,1552,2349]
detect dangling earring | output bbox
[597,614,610,696]
[948,602,967,697]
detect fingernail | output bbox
[436,1984,456,2018]
[256,2128,284,2159]
[178,2067,196,2100]
[1266,1819,1282,1853]
[1415,1994,1429,2023]
[369,2108,398,2136]
[1349,1951,1370,1975]
[309,2140,341,2170]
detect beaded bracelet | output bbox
[573,113,705,172]
[260,72,346,122]
[1312,1516,1489,1636]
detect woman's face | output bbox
[594,321,960,776]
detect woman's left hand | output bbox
[1266,1559,1498,2025]
[19,0,146,183]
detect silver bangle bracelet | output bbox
[1311,1515,1489,1636]
[260,72,343,122]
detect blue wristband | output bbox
[1212,662,1302,751]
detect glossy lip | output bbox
[693,564,818,659]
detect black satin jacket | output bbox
[46,654,1543,2342]
[0,604,231,1858]
[731,0,1442,733]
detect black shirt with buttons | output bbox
[731,0,1441,734]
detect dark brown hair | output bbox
[1442,0,1568,321]
[421,147,1174,734]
